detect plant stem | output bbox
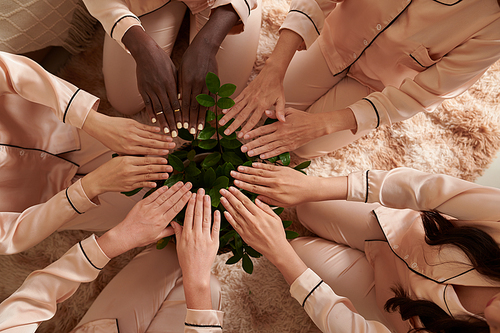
[215,95,223,155]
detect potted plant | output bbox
[123,72,311,274]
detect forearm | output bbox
[264,29,304,78]
[122,25,159,60]
[310,175,348,202]
[266,242,308,286]
[184,278,213,310]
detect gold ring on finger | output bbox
[156,111,164,115]
[174,108,180,112]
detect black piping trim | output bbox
[0,144,80,167]
[443,284,454,317]
[110,15,140,39]
[139,1,172,17]
[78,241,103,270]
[333,1,412,76]
[66,188,82,215]
[368,211,475,284]
[302,280,324,307]
[409,54,426,68]
[364,170,370,203]
[116,319,120,333]
[288,10,320,35]
[185,323,222,328]
[432,0,462,5]
[243,0,251,16]
[362,98,380,128]
[63,89,80,124]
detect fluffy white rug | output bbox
[1,0,500,332]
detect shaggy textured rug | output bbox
[2,0,500,332]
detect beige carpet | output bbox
[2,0,500,331]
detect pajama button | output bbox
[40,152,46,158]
[19,150,24,156]
[411,262,418,269]
[353,53,357,58]
[363,39,368,46]
[376,24,382,31]
[393,244,399,249]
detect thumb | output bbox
[265,109,277,119]
[275,98,286,123]
[171,221,182,237]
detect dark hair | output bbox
[384,210,500,333]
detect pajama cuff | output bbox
[290,268,324,307]
[63,88,100,129]
[66,179,100,215]
[110,16,143,51]
[347,170,370,203]
[185,309,224,330]
[348,98,381,134]
[79,235,111,270]
[70,319,119,333]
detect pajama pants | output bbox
[284,42,375,159]
[103,1,262,115]
[75,243,222,333]
[294,200,390,325]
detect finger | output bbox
[219,189,247,226]
[211,210,221,241]
[232,179,267,196]
[255,195,282,207]
[150,92,168,134]
[242,122,278,141]
[144,185,169,205]
[193,188,205,233]
[142,93,157,125]
[196,105,206,133]
[227,186,262,216]
[222,106,254,136]
[165,69,181,135]
[171,221,182,237]
[163,189,192,222]
[238,110,266,138]
[242,135,281,158]
[156,181,187,206]
[158,89,174,135]
[231,167,272,184]
[183,192,196,231]
[258,145,289,160]
[134,156,169,166]
[223,210,243,236]
[158,225,175,239]
[179,86,190,133]
[255,198,277,217]
[265,109,277,119]
[202,194,212,233]
[275,97,286,123]
[219,94,246,126]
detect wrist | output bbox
[315,176,348,201]
[323,108,357,135]
[184,275,213,310]
[268,244,308,285]
[81,173,103,200]
[96,227,129,259]
[122,26,157,58]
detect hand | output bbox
[81,156,172,199]
[230,163,320,207]
[220,186,308,285]
[219,187,288,260]
[172,188,221,310]
[97,182,193,258]
[122,26,182,136]
[83,111,175,156]
[179,41,218,136]
[240,108,328,159]
[219,63,286,137]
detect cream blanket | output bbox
[1,0,500,331]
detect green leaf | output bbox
[209,187,222,207]
[217,97,235,110]
[222,152,243,166]
[243,161,253,167]
[268,156,278,163]
[171,149,188,160]
[213,176,230,190]
[196,94,216,107]
[206,109,216,122]
[220,230,237,247]
[204,167,216,187]
[178,128,194,141]
[197,126,216,140]
[156,236,172,249]
[273,207,284,215]
[198,139,218,150]
[168,154,185,172]
[245,246,262,258]
[111,153,119,158]
[201,152,221,169]
[285,230,300,239]
[206,72,220,94]
[282,220,293,229]
[279,152,291,166]
[220,137,242,149]
[164,173,183,188]
[209,176,230,207]
[215,165,224,178]
[264,117,278,125]
[294,160,311,170]
[218,83,237,97]
[121,187,142,196]
[242,254,254,274]
[187,149,196,161]
[226,254,242,265]
[224,162,235,178]
[185,161,202,177]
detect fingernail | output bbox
[183,122,189,129]
[198,124,204,131]
[238,166,245,171]
[152,118,157,123]
[161,150,169,155]
[177,122,182,129]
[164,127,169,134]
[185,182,192,189]
[230,170,236,176]
[220,188,227,194]
[238,132,244,138]
[219,119,226,125]
[224,129,230,135]
[190,128,196,135]
[265,110,273,116]
[177,93,181,99]
[172,131,178,138]
[241,146,248,153]
[248,150,254,156]
[222,109,228,114]
[244,134,250,140]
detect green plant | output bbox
[123,72,310,274]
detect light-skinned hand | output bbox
[97,181,193,258]
[83,110,175,156]
[81,155,172,199]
